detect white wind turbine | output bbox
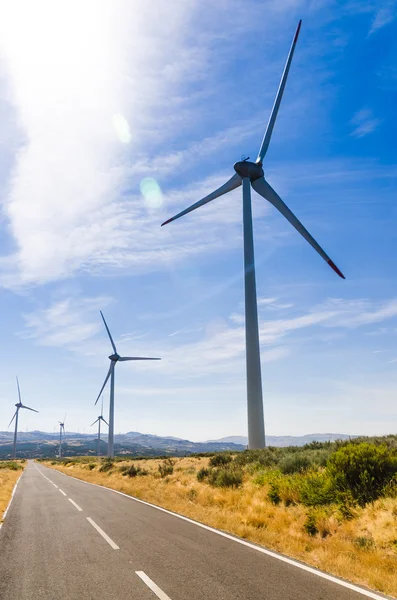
[58,414,66,458]
[161,20,344,450]
[8,377,39,460]
[95,311,160,458]
[91,396,109,457]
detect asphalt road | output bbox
[0,461,390,600]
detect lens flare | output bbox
[112,114,131,143]
[140,178,163,208]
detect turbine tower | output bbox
[95,311,160,458]
[161,20,344,450]
[58,414,66,458]
[8,377,39,459]
[91,397,109,457]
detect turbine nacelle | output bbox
[109,353,120,362]
[233,161,264,181]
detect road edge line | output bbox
[40,464,391,600]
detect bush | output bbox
[354,535,375,550]
[208,467,243,488]
[304,513,318,536]
[158,458,174,478]
[268,482,281,505]
[279,453,312,474]
[87,463,96,470]
[234,448,281,468]
[300,472,333,506]
[119,463,148,477]
[209,454,232,467]
[99,458,114,472]
[0,461,23,471]
[197,467,210,482]
[327,443,397,506]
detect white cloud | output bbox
[350,109,381,138]
[20,294,112,349]
[369,2,396,34]
[21,295,397,378]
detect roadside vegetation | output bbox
[42,437,397,597]
[0,460,25,522]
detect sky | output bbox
[0,0,396,442]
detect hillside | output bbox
[0,430,359,459]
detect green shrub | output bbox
[0,461,23,471]
[119,463,148,477]
[197,467,210,482]
[304,513,318,536]
[209,454,232,467]
[354,535,375,550]
[327,443,397,506]
[158,458,174,478]
[87,463,96,470]
[300,472,333,506]
[268,482,281,505]
[279,453,312,474]
[234,448,280,467]
[208,467,243,488]
[99,458,114,472]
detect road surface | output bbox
[0,461,389,600]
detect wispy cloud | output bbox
[350,109,381,138]
[20,295,112,349]
[368,1,397,34]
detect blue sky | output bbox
[0,0,396,441]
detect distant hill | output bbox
[0,430,245,459]
[207,433,357,447]
[0,430,358,459]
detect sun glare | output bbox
[140,178,163,209]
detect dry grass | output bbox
[44,457,397,597]
[0,462,25,522]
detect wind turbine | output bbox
[58,414,66,458]
[95,311,160,458]
[91,396,109,457]
[8,377,38,460]
[161,20,344,450]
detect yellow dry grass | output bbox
[44,457,397,597]
[0,463,24,522]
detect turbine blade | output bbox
[161,173,242,226]
[16,376,22,403]
[100,311,117,354]
[8,410,17,428]
[95,363,114,405]
[63,413,67,424]
[102,417,109,426]
[251,178,345,278]
[91,418,99,427]
[256,20,302,164]
[21,405,39,413]
[118,357,161,361]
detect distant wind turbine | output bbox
[161,20,344,450]
[91,396,109,457]
[95,311,160,458]
[58,414,66,458]
[8,377,38,460]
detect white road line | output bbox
[0,469,24,530]
[52,483,59,489]
[135,572,172,600]
[49,467,390,600]
[86,517,119,550]
[68,498,83,512]
[59,489,67,496]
